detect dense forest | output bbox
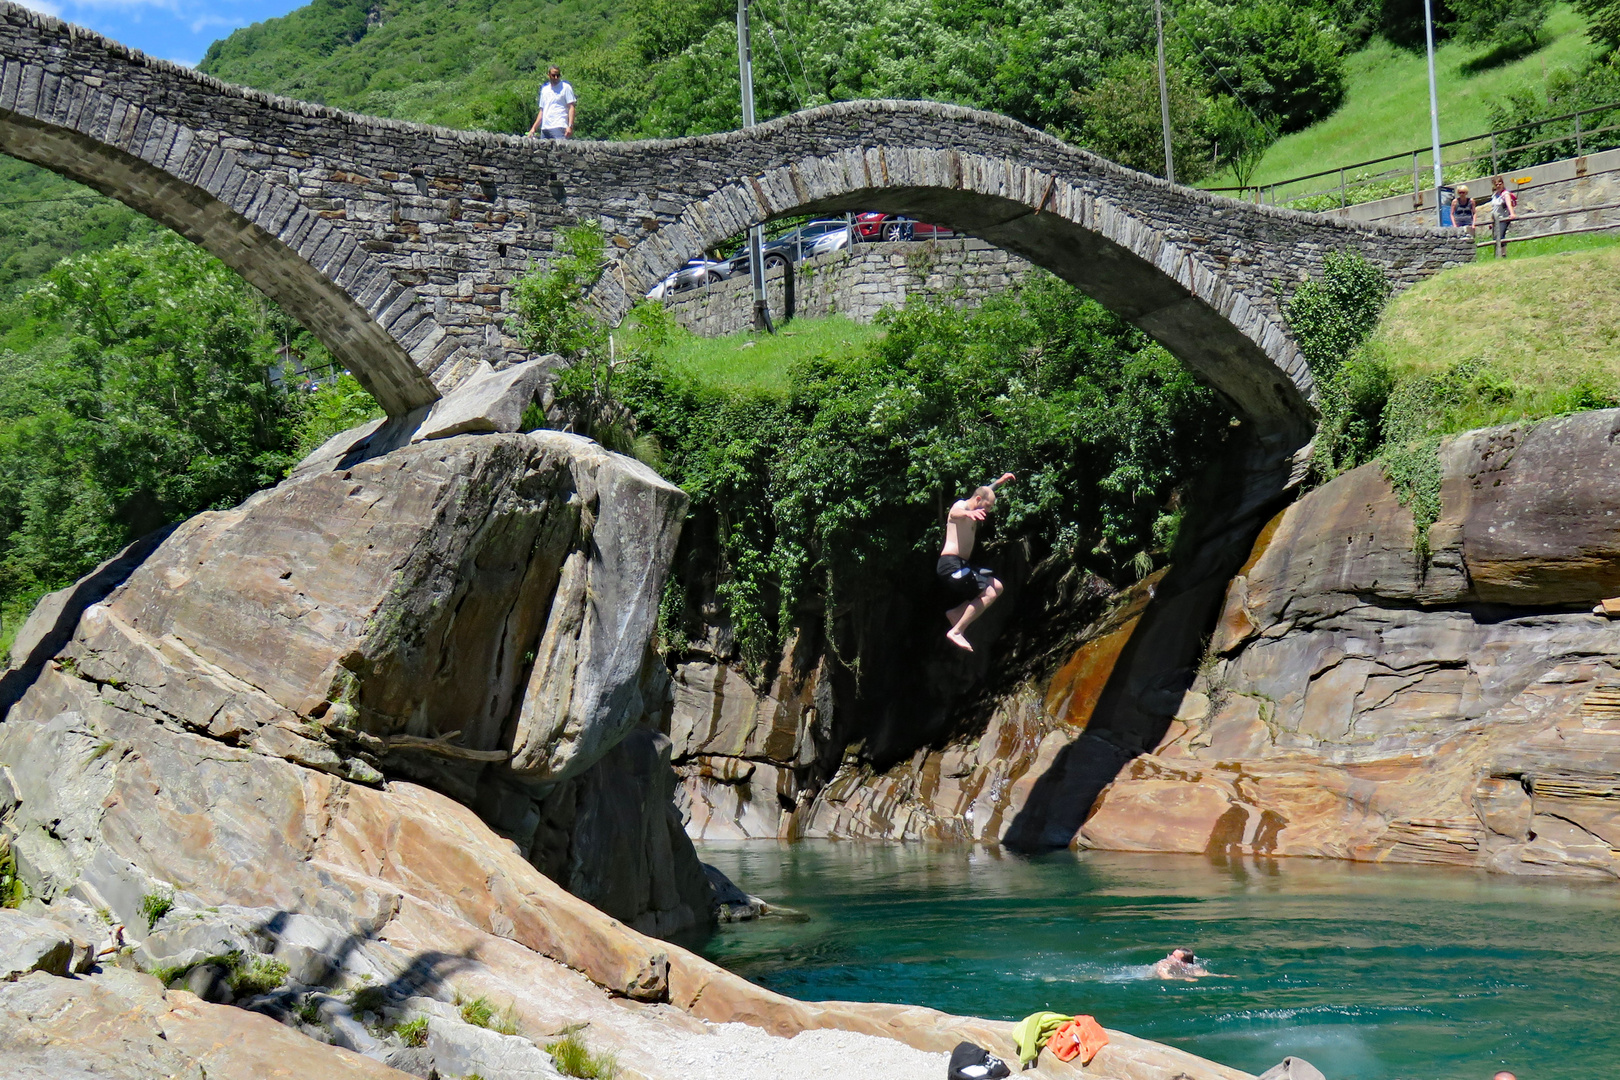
[4,0,1620,646]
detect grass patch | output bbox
[229,954,290,997]
[1207,5,1597,194]
[655,314,882,394]
[546,1031,619,1080]
[139,889,174,931]
[393,1016,430,1047]
[1492,230,1620,259]
[0,841,24,909]
[1369,243,1620,428]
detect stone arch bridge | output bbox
[0,3,1472,441]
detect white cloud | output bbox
[14,1,65,17]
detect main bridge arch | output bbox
[0,2,1472,438]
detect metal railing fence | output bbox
[1208,100,1620,210]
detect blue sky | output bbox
[12,0,308,66]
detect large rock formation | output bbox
[1081,410,1620,878]
[3,361,711,935]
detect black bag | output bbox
[948,1041,1011,1080]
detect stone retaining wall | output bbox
[664,239,1035,336]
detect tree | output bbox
[1572,0,1620,57]
[0,234,309,623]
[1449,0,1553,54]
[1076,54,1213,180]
[1173,0,1347,133]
[1206,97,1276,191]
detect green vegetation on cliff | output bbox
[1292,244,1620,548]
[518,236,1230,670]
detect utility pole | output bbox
[737,0,773,332]
[1154,0,1175,184]
[1423,0,1445,224]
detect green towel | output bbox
[1012,1011,1073,1066]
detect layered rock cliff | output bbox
[1082,410,1620,878]
[673,408,1620,885]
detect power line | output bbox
[758,0,807,110]
[771,0,816,105]
[1160,1,1278,141]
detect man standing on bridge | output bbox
[526,66,576,139]
[938,473,1016,651]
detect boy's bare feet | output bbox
[946,628,974,651]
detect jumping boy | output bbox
[938,472,1015,651]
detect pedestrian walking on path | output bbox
[1489,175,1517,258]
[527,66,576,139]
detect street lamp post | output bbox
[1423,0,1445,225]
[1154,0,1175,184]
[737,0,772,332]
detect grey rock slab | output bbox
[0,909,79,980]
[425,1014,564,1080]
[411,356,560,442]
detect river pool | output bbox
[687,841,1620,1079]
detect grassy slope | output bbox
[1371,242,1620,429]
[1210,5,1596,191]
[657,314,882,394]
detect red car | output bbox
[853,213,956,242]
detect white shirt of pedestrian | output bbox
[539,80,576,130]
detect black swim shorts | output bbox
[937,554,995,601]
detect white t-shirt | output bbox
[539,80,577,131]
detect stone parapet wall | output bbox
[664,239,1035,336]
[1339,146,1620,242]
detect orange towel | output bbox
[1047,1016,1110,1065]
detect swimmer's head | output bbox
[1493,1073,1516,1080]
[971,486,996,510]
[1171,948,1197,963]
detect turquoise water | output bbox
[689,842,1620,1079]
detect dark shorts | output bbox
[937,554,995,601]
[541,127,568,140]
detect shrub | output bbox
[0,841,24,909]
[1286,250,1393,385]
[590,275,1229,674]
[508,221,608,359]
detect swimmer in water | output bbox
[1153,948,1207,980]
[1152,947,1233,981]
[1493,1073,1517,1080]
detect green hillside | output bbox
[1215,4,1598,193]
[199,0,633,136]
[1370,241,1620,430]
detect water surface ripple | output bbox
[687,842,1620,1079]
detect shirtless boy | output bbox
[938,473,1015,651]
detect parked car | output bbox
[647,257,730,300]
[726,220,850,274]
[853,213,955,242]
